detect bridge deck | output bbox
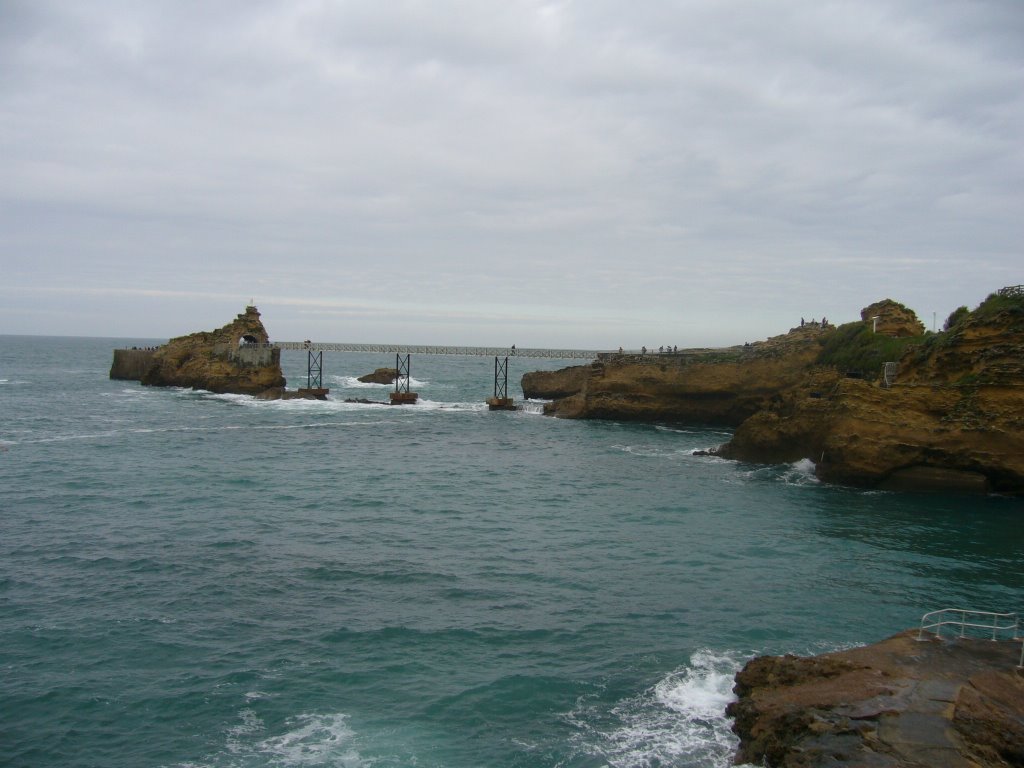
[273,342,601,360]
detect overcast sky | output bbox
[2,0,1021,348]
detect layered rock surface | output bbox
[525,290,1024,493]
[529,325,834,426]
[728,630,1024,767]
[721,292,1024,493]
[134,306,286,395]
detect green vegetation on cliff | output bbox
[815,322,922,380]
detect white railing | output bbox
[918,608,1023,666]
[272,341,601,360]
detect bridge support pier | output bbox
[298,349,330,399]
[390,353,418,405]
[487,356,515,411]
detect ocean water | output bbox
[1,335,1021,768]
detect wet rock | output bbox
[358,368,398,384]
[728,630,1024,767]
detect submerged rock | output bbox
[254,387,327,401]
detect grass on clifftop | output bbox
[816,322,923,380]
[964,289,1024,328]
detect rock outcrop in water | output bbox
[728,630,1024,767]
[357,367,398,384]
[130,306,287,395]
[525,288,1024,494]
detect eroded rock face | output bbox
[722,293,1024,493]
[530,291,1024,494]
[728,630,1024,767]
[139,306,286,395]
[861,299,926,337]
[521,365,592,400]
[531,327,832,426]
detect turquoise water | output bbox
[2,335,1021,768]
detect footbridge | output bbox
[273,342,602,360]
[269,341,602,406]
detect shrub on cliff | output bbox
[816,322,922,380]
[943,305,970,331]
[973,288,1024,328]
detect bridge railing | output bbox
[272,342,602,360]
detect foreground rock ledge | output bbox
[728,630,1024,767]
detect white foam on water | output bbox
[410,398,488,412]
[518,401,546,415]
[224,710,367,767]
[655,425,734,439]
[782,458,819,486]
[331,375,429,389]
[569,649,755,768]
[12,419,405,446]
[738,458,820,487]
[331,376,390,389]
[611,444,702,461]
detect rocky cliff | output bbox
[137,306,286,395]
[521,365,592,400]
[721,290,1024,493]
[530,325,834,426]
[728,630,1024,767]
[525,289,1024,494]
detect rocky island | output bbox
[523,288,1024,494]
[729,628,1024,767]
[110,305,288,396]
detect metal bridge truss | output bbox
[395,353,412,395]
[494,356,509,400]
[306,350,323,389]
[273,342,599,360]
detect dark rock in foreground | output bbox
[728,630,1024,767]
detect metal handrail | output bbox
[918,608,1018,641]
[918,607,1021,661]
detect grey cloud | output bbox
[1,0,1021,346]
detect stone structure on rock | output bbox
[109,348,158,380]
[112,306,287,395]
[522,289,1024,494]
[728,629,1024,767]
